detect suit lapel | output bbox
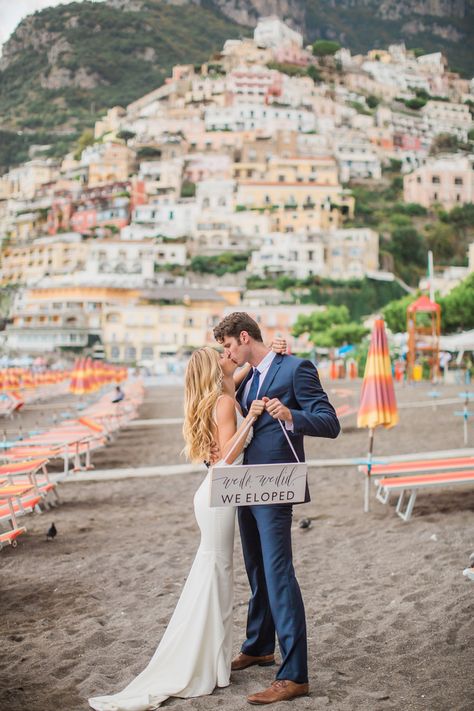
[236,367,253,406]
[258,353,283,399]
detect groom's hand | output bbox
[263,397,293,423]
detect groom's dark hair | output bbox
[214,312,263,343]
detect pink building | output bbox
[273,45,310,67]
[403,155,474,209]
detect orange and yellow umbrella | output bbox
[357,318,398,511]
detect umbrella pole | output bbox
[364,428,375,513]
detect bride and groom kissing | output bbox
[89,312,340,710]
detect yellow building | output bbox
[265,156,340,185]
[102,287,230,361]
[1,235,88,285]
[5,284,138,354]
[235,179,354,226]
[367,49,392,63]
[83,142,136,186]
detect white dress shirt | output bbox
[242,350,294,431]
[242,350,276,403]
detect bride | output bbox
[88,342,285,711]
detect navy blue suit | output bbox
[236,353,340,683]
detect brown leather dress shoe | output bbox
[247,680,309,704]
[231,652,275,671]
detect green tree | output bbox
[292,305,367,347]
[366,94,379,109]
[316,322,369,347]
[117,129,136,142]
[73,128,95,159]
[180,180,196,198]
[430,133,459,155]
[386,226,427,285]
[306,65,322,83]
[439,273,474,331]
[404,98,426,110]
[382,293,417,333]
[312,40,340,57]
[425,222,457,262]
[293,305,350,338]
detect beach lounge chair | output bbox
[0,525,26,550]
[375,469,474,521]
[0,481,44,550]
[358,455,474,509]
[0,458,58,507]
[359,455,474,477]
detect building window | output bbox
[111,345,120,360]
[125,346,136,361]
[454,177,463,185]
[431,176,440,184]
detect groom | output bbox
[214,312,340,705]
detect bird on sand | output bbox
[46,523,57,541]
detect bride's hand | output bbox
[248,399,266,420]
[209,440,221,464]
[271,336,287,354]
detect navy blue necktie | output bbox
[245,368,260,415]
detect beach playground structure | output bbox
[406,295,441,382]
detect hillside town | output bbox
[1,16,474,364]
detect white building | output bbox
[421,101,472,142]
[326,228,379,279]
[85,239,187,281]
[204,104,316,133]
[250,232,326,279]
[254,16,303,50]
[195,179,235,213]
[0,159,59,201]
[190,209,270,255]
[334,138,382,182]
[129,201,199,239]
[250,228,379,280]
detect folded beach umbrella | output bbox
[69,357,88,396]
[357,318,399,511]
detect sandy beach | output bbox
[1,380,473,711]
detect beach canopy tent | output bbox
[357,318,399,511]
[439,330,474,353]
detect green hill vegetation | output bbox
[304,0,474,76]
[0,0,245,171]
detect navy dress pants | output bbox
[237,504,308,684]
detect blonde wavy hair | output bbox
[183,347,223,463]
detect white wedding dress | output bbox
[89,407,251,711]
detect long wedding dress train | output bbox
[89,409,250,711]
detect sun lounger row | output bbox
[0,381,144,550]
[0,459,55,550]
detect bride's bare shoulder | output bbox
[215,394,237,420]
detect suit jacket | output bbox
[237,354,340,502]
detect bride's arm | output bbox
[232,336,288,389]
[233,362,251,389]
[214,395,264,464]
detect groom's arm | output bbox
[290,360,340,439]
